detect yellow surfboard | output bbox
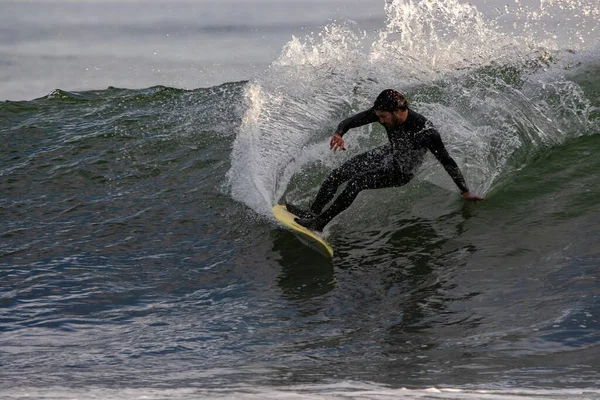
[272,204,334,258]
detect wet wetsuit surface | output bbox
[306,108,469,230]
[336,108,469,192]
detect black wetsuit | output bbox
[304,107,469,230]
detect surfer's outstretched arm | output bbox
[330,109,379,152]
[427,128,485,201]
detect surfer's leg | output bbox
[310,145,391,214]
[297,168,412,232]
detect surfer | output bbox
[289,89,484,232]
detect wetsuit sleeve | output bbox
[336,108,378,137]
[426,128,469,194]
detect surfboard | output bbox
[272,204,334,258]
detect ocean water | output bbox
[0,0,386,102]
[2,0,600,399]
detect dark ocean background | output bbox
[2,0,600,398]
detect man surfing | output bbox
[288,89,484,232]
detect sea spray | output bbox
[227,24,368,216]
[228,0,599,217]
[371,0,509,79]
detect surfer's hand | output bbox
[330,132,346,152]
[462,192,485,201]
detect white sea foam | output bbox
[4,384,600,399]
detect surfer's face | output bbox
[375,109,406,128]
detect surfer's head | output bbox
[373,89,408,128]
[373,89,408,112]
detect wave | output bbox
[227,0,600,217]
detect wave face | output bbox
[227,0,599,216]
[2,0,600,397]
